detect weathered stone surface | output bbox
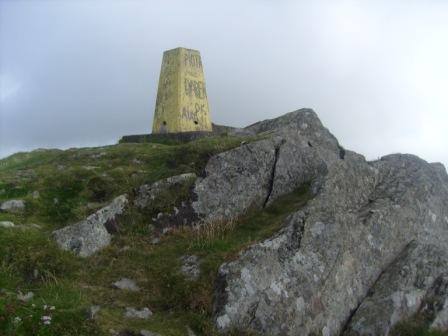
[112,278,140,292]
[426,275,448,330]
[53,195,128,257]
[0,199,25,213]
[0,221,15,228]
[134,173,196,209]
[247,110,343,206]
[17,291,34,302]
[192,138,283,223]
[180,255,200,281]
[124,307,152,319]
[89,305,101,319]
[211,111,448,335]
[344,243,448,335]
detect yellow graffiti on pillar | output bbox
[152,47,212,133]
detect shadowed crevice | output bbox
[263,141,285,208]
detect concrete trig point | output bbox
[152,47,212,134]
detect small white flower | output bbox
[43,320,51,325]
[13,316,22,323]
[41,315,52,321]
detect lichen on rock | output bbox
[52,194,128,257]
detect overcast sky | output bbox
[0,0,447,167]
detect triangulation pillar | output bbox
[152,47,212,134]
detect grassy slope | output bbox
[1,137,441,336]
[0,136,311,336]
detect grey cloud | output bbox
[0,0,447,167]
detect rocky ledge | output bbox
[207,110,448,335]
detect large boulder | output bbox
[192,137,283,223]
[211,111,448,335]
[188,109,343,224]
[53,195,128,257]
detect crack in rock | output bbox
[263,141,285,208]
[341,240,416,335]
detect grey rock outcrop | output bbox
[53,195,128,257]
[0,199,25,213]
[192,137,283,222]
[210,110,448,335]
[190,109,342,224]
[344,243,448,335]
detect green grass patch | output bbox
[0,282,101,336]
[391,317,448,336]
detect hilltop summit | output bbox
[1,109,447,336]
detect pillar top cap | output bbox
[164,47,200,53]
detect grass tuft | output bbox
[391,317,448,336]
